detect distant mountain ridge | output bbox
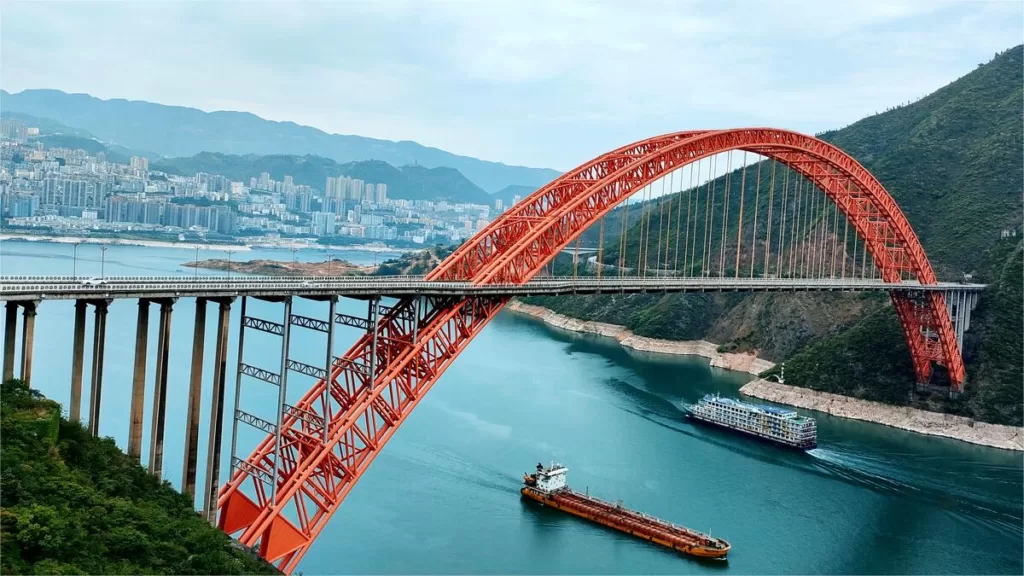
[0,89,561,192]
[153,152,492,204]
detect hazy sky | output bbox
[2,1,1021,170]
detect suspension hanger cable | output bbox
[683,160,697,275]
[597,215,605,280]
[655,173,667,276]
[642,181,655,276]
[701,155,715,277]
[618,185,629,276]
[784,175,794,277]
[675,164,689,272]
[776,165,791,277]
[636,184,648,276]
[664,169,676,272]
[748,157,762,278]
[819,183,830,277]
[805,179,818,276]
[788,176,802,277]
[763,158,777,278]
[718,152,732,277]
[734,151,748,277]
[841,181,850,279]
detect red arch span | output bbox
[218,129,963,572]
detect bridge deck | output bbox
[0,275,986,302]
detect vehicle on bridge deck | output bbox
[520,463,730,560]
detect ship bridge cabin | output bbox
[528,462,568,493]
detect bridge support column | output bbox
[70,301,87,423]
[270,297,293,506]
[227,296,247,499]
[128,300,150,461]
[3,302,18,382]
[87,300,109,436]
[149,299,174,478]
[322,297,336,443]
[19,301,37,386]
[182,299,208,500]
[203,298,233,523]
[367,296,379,386]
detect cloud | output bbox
[1,1,1020,169]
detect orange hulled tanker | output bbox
[521,463,730,560]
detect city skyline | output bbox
[2,1,1020,170]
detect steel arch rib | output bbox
[217,128,962,572]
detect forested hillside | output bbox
[526,46,1023,425]
[0,379,277,574]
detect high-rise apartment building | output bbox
[349,179,364,201]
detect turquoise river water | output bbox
[1,240,1021,575]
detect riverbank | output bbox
[505,300,774,375]
[506,300,1024,451]
[184,257,373,276]
[0,233,250,251]
[740,379,1024,451]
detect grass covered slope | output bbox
[0,379,277,575]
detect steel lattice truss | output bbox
[217,129,963,572]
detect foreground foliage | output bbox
[0,379,277,575]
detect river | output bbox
[1,240,1021,575]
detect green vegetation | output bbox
[529,46,1024,425]
[376,244,457,276]
[0,379,277,575]
[153,153,492,204]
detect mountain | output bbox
[153,153,492,204]
[1,110,93,138]
[525,46,1023,426]
[0,89,561,192]
[490,184,538,206]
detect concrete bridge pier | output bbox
[128,300,151,460]
[149,299,175,479]
[69,301,87,423]
[2,301,17,381]
[19,301,37,385]
[203,298,233,522]
[182,299,208,499]
[2,301,38,385]
[87,300,110,436]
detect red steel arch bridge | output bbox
[0,129,984,572]
[212,129,977,571]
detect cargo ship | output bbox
[520,463,730,559]
[683,393,817,450]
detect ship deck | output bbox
[542,488,726,551]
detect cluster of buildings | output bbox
[0,119,517,245]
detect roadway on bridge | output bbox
[0,275,986,302]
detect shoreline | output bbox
[505,300,774,375]
[0,233,414,254]
[740,379,1024,451]
[505,300,1024,451]
[0,233,251,251]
